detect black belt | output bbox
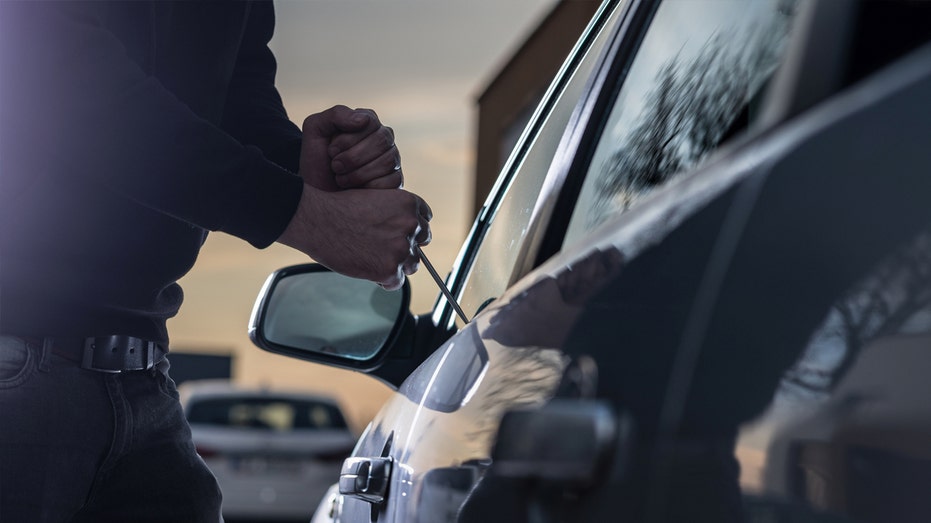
[46,335,166,373]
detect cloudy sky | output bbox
[167,0,557,427]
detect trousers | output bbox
[0,335,223,522]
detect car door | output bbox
[490,4,930,523]
[456,4,931,523]
[329,2,632,520]
[330,1,807,521]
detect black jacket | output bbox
[0,1,304,344]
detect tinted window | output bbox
[187,396,348,431]
[454,3,624,324]
[563,0,797,248]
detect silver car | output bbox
[180,381,355,521]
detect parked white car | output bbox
[179,381,355,521]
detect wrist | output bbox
[278,183,312,250]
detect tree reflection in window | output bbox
[584,0,796,229]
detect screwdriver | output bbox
[415,245,469,324]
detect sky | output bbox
[167,0,558,429]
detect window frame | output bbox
[427,0,642,329]
[519,0,660,276]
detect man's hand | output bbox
[289,105,429,288]
[278,183,432,290]
[301,105,402,191]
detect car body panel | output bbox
[332,41,931,523]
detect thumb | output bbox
[303,105,374,138]
[300,106,352,191]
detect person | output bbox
[0,1,431,521]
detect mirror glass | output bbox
[262,271,404,361]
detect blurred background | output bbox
[167,0,600,433]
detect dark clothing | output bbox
[0,1,303,519]
[0,336,223,522]
[0,0,304,345]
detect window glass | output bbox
[455,3,623,323]
[563,0,797,248]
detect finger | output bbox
[418,197,433,222]
[378,269,405,292]
[342,107,379,132]
[301,105,370,137]
[332,107,379,135]
[359,170,403,190]
[335,146,403,188]
[328,119,391,157]
[401,252,420,276]
[331,126,396,173]
[414,219,432,246]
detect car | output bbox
[179,381,355,522]
[249,0,931,521]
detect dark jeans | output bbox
[0,335,223,522]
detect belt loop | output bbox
[147,340,156,370]
[39,337,52,372]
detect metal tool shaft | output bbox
[415,245,469,324]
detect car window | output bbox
[454,2,624,324]
[563,0,797,248]
[187,396,348,431]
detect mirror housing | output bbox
[249,264,411,373]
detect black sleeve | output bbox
[221,0,304,175]
[0,1,302,249]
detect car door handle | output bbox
[339,456,393,504]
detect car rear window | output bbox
[187,396,348,431]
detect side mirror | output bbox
[249,264,410,371]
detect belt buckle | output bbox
[81,335,155,373]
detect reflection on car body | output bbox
[249,0,931,521]
[740,231,931,521]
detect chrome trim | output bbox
[338,456,393,505]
